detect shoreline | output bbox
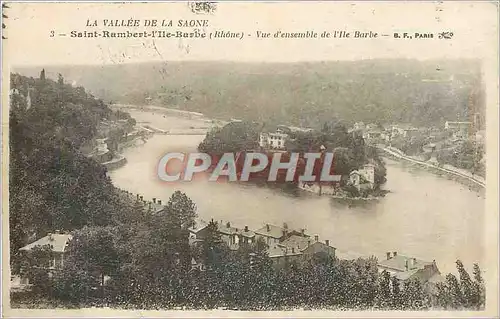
[298,184,385,200]
[378,146,485,192]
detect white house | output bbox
[259,131,288,150]
[19,232,73,285]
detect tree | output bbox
[456,260,475,309]
[58,73,64,86]
[401,278,427,310]
[446,273,464,309]
[19,245,53,295]
[202,220,226,268]
[52,227,119,303]
[376,270,391,308]
[391,276,402,308]
[472,263,485,309]
[166,190,197,229]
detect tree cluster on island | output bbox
[198,120,387,197]
[9,72,484,310]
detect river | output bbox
[109,109,485,274]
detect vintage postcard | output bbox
[1,1,499,318]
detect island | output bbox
[198,120,388,199]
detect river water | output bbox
[109,110,485,274]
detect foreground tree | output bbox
[434,260,485,310]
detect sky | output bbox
[2,1,498,66]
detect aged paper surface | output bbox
[1,1,499,318]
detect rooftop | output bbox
[280,235,311,251]
[19,233,73,253]
[188,219,209,234]
[239,228,256,238]
[217,223,240,236]
[254,224,286,239]
[378,253,434,273]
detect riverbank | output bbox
[298,182,386,200]
[377,146,485,192]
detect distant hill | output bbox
[13,59,484,129]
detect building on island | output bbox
[259,130,289,150]
[18,231,73,285]
[349,163,376,191]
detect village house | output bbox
[385,124,409,139]
[349,163,376,191]
[188,219,210,245]
[18,231,73,285]
[362,126,383,144]
[216,222,241,250]
[213,222,257,250]
[353,122,366,131]
[402,127,420,138]
[377,251,444,292]
[239,226,256,245]
[268,234,336,269]
[134,196,168,215]
[444,121,473,139]
[254,224,287,246]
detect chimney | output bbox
[386,252,391,260]
[136,194,140,200]
[148,202,152,210]
[226,222,231,228]
[301,228,305,236]
[266,224,270,232]
[153,198,156,203]
[283,223,288,230]
[158,200,162,205]
[325,240,330,247]
[393,251,397,257]
[140,195,144,201]
[405,259,409,270]
[314,235,319,242]
[412,258,417,269]
[245,226,249,232]
[291,247,295,253]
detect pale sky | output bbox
[3,1,499,66]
